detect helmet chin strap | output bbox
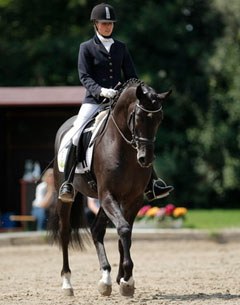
[101,33,112,38]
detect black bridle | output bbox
[111,99,163,150]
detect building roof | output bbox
[0,86,86,107]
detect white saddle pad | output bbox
[57,111,108,174]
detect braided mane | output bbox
[113,78,144,103]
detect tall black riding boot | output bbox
[145,169,174,202]
[58,144,77,203]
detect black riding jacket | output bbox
[78,35,137,104]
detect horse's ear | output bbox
[136,84,148,99]
[157,89,172,100]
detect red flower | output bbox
[137,205,151,217]
[165,204,175,216]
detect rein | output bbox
[110,113,137,149]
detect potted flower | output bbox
[134,203,187,229]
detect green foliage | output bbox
[0,0,239,207]
[0,0,93,85]
[186,0,240,207]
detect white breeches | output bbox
[72,103,102,146]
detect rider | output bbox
[58,3,174,203]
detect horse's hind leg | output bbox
[58,200,74,296]
[91,208,112,296]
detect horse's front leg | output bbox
[102,194,135,297]
[116,212,138,286]
[117,228,135,297]
[91,207,112,296]
[58,200,74,296]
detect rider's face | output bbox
[96,21,114,37]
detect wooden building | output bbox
[0,86,85,217]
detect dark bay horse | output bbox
[49,79,171,297]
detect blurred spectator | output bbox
[85,196,100,226]
[31,168,56,230]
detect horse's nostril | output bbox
[138,156,145,165]
[137,155,152,168]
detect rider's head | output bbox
[90,3,117,38]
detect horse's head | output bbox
[128,83,171,168]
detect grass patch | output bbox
[183,209,240,229]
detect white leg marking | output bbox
[100,269,112,286]
[98,269,112,296]
[62,272,72,290]
[120,276,134,286]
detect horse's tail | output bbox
[48,192,90,249]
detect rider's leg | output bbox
[145,168,174,201]
[58,144,77,203]
[58,103,102,203]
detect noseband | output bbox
[111,99,162,150]
[131,101,163,147]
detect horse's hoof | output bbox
[62,288,74,296]
[119,278,135,297]
[98,280,112,296]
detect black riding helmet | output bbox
[90,3,117,22]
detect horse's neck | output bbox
[113,87,136,127]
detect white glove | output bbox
[100,88,117,99]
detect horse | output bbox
[49,78,171,297]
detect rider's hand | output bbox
[100,88,117,99]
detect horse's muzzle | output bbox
[137,145,155,168]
